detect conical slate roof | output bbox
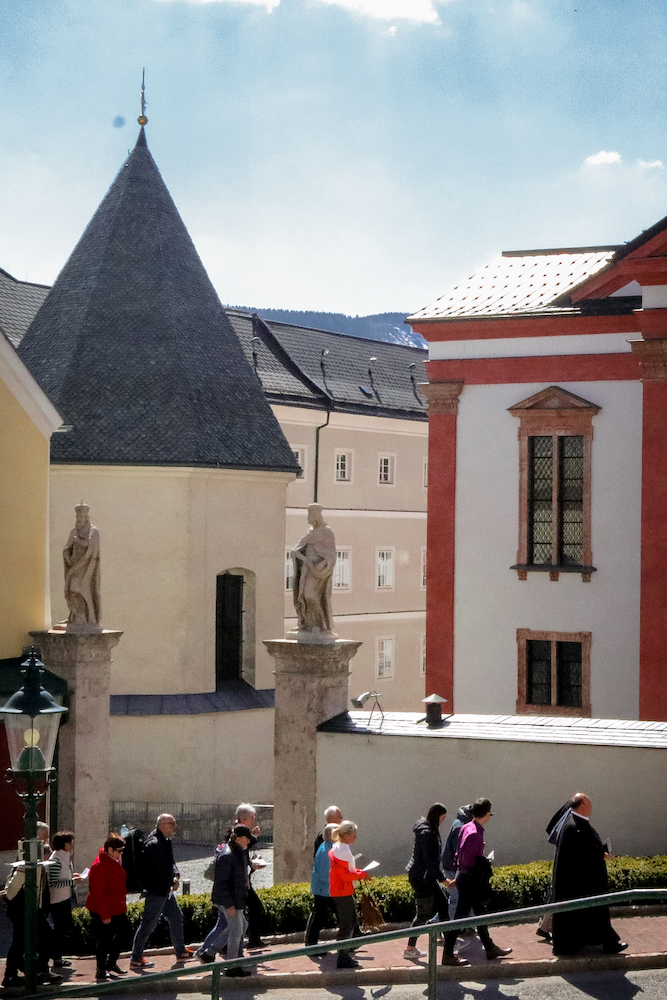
[18,128,298,472]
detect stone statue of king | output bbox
[62,502,102,633]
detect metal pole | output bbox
[23,772,39,996]
[211,964,221,1000]
[427,926,437,1000]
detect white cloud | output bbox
[315,0,444,23]
[583,150,621,166]
[637,159,664,170]
[387,24,398,34]
[154,0,280,9]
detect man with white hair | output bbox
[130,814,189,969]
[314,805,343,856]
[233,804,266,949]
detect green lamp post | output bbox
[0,648,66,995]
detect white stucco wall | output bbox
[110,708,274,804]
[453,381,642,720]
[316,729,666,875]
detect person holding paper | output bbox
[442,798,512,966]
[328,821,371,969]
[551,793,627,956]
[404,803,454,959]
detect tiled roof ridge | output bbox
[502,245,621,258]
[0,267,51,290]
[266,317,426,354]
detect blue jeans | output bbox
[226,909,248,961]
[202,905,230,956]
[444,869,458,919]
[131,891,185,959]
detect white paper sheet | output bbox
[362,860,380,871]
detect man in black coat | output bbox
[552,793,627,956]
[130,814,188,969]
[212,825,253,977]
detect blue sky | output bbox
[1,0,667,314]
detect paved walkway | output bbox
[3,912,667,990]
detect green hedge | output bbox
[65,855,667,955]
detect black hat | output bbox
[233,824,252,839]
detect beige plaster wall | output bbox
[109,708,274,804]
[0,379,51,657]
[317,730,667,875]
[49,466,291,693]
[275,407,428,514]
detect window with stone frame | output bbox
[508,386,600,582]
[516,628,591,716]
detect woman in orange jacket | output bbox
[328,821,370,969]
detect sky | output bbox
[1,0,667,316]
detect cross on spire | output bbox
[138,68,148,127]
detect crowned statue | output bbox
[290,503,337,644]
[61,502,102,633]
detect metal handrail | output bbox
[33,888,667,1000]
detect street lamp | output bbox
[0,648,66,995]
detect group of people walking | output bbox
[2,791,627,984]
[304,791,627,970]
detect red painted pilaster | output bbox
[420,381,463,709]
[632,339,667,720]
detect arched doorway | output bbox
[216,569,256,689]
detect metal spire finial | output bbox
[138,68,148,127]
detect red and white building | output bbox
[409,215,667,722]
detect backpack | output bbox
[121,828,146,893]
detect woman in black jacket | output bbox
[404,803,453,958]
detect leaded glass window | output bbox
[557,641,582,707]
[527,434,584,567]
[558,436,584,565]
[528,436,553,564]
[526,639,552,705]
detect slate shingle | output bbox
[17,129,298,473]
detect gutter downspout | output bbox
[313,408,331,503]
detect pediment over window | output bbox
[508,386,601,414]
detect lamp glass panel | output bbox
[3,712,61,771]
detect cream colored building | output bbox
[225,311,429,713]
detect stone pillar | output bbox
[30,630,122,873]
[264,638,361,883]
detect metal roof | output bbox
[318,711,667,749]
[110,683,275,716]
[408,249,618,322]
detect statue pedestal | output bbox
[30,629,122,876]
[264,638,361,883]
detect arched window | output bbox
[216,568,256,689]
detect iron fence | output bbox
[109,802,274,845]
[31,887,667,1000]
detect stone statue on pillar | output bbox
[62,502,102,634]
[290,503,337,644]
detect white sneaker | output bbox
[403,947,426,959]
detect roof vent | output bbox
[359,386,373,398]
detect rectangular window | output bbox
[333,549,351,590]
[517,629,591,716]
[376,548,394,589]
[527,435,583,566]
[285,549,294,592]
[420,547,427,590]
[378,453,395,485]
[421,634,426,676]
[376,638,394,678]
[423,457,428,489]
[335,451,353,482]
[292,446,306,480]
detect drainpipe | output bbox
[313,409,331,503]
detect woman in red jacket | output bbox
[86,834,130,981]
[328,821,370,969]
